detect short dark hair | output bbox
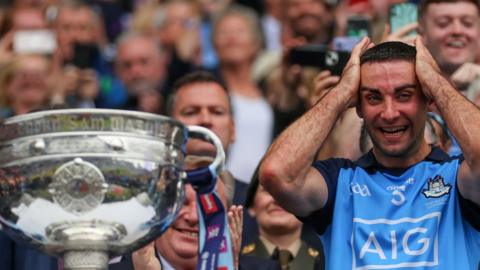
[360,41,416,65]
[166,71,232,116]
[418,0,480,19]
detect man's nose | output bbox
[198,110,213,127]
[451,20,466,35]
[380,99,400,121]
[130,62,145,76]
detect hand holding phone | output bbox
[307,70,340,107]
[289,45,351,76]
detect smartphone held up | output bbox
[72,43,99,69]
[332,15,371,52]
[389,2,418,36]
[289,45,350,76]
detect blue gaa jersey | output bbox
[299,147,480,270]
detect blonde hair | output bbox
[212,4,263,51]
[0,54,52,108]
[129,2,160,35]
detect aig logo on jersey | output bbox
[351,212,440,269]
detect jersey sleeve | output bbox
[296,158,354,235]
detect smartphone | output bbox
[289,45,350,76]
[389,3,418,35]
[72,43,98,69]
[346,15,371,38]
[13,30,57,54]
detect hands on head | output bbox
[313,36,449,111]
[414,37,446,102]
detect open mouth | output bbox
[175,228,198,238]
[380,126,407,137]
[446,40,466,49]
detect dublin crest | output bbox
[422,175,451,198]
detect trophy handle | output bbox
[186,125,226,174]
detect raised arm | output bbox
[415,38,480,206]
[259,38,373,217]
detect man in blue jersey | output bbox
[259,37,480,269]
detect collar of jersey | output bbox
[355,147,450,175]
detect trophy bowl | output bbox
[0,109,225,269]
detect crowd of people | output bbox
[0,0,480,269]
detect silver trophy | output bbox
[0,109,225,270]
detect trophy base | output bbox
[64,250,109,270]
[46,220,127,245]
[46,220,127,270]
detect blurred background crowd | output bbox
[1,0,479,182]
[1,0,480,269]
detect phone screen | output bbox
[13,30,57,54]
[389,3,418,35]
[72,43,98,69]
[346,15,371,38]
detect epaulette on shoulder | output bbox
[241,243,256,254]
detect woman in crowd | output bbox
[212,5,274,183]
[0,54,53,117]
